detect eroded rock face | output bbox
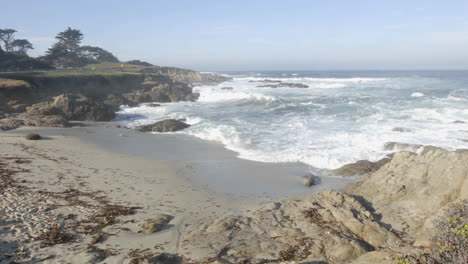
[136,119,190,132]
[179,190,401,263]
[124,83,199,104]
[26,94,116,122]
[345,148,468,241]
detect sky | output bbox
[2,0,468,71]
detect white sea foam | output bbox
[117,72,468,169]
[411,92,425,97]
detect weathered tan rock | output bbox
[139,214,173,234]
[332,157,392,176]
[23,114,69,127]
[26,94,115,121]
[0,118,24,130]
[346,148,468,241]
[179,190,401,263]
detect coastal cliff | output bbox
[0,68,228,130]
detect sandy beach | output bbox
[0,123,351,263]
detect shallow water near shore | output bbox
[118,70,468,169]
[9,124,352,198]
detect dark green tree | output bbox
[0,29,17,52]
[45,27,84,67]
[78,46,119,63]
[54,27,83,53]
[12,39,33,55]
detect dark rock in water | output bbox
[139,214,173,234]
[147,103,161,107]
[249,79,282,83]
[392,127,412,132]
[136,119,190,132]
[26,94,116,122]
[257,82,309,88]
[301,174,320,186]
[25,133,41,140]
[453,120,466,124]
[221,87,233,90]
[332,157,392,176]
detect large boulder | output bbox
[26,94,115,121]
[136,119,190,132]
[179,190,402,263]
[346,148,468,241]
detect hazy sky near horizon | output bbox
[3,0,468,71]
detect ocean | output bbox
[116,71,468,170]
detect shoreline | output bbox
[1,123,467,263]
[6,122,352,199]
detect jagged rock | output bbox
[124,82,199,104]
[25,133,41,140]
[346,148,468,241]
[139,214,173,234]
[332,157,392,176]
[26,94,115,121]
[179,190,402,263]
[136,119,190,132]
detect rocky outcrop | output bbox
[0,69,220,130]
[332,157,392,176]
[136,119,190,132]
[179,190,402,263]
[345,148,468,242]
[0,114,69,130]
[124,83,199,104]
[26,94,116,121]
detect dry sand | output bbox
[0,124,351,263]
